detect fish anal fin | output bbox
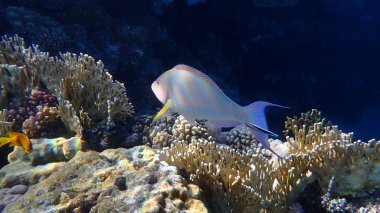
[245,123,278,137]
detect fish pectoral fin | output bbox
[153,99,173,122]
[245,123,278,137]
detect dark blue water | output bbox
[1,0,379,140]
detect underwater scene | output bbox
[0,0,379,212]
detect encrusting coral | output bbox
[0,35,134,146]
[157,109,380,212]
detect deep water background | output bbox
[0,0,379,140]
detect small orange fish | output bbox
[0,132,33,153]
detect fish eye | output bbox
[156,81,159,85]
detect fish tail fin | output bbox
[243,101,288,157]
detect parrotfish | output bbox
[151,64,286,156]
[0,132,33,153]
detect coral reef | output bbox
[0,35,134,146]
[1,1,379,138]
[158,110,380,212]
[0,143,208,212]
[4,91,61,137]
[0,64,34,109]
[0,137,86,188]
[226,125,273,158]
[0,110,12,135]
[149,115,212,149]
[322,196,380,213]
[0,108,379,212]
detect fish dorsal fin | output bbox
[173,64,224,93]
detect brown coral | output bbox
[0,109,12,135]
[158,109,380,212]
[0,35,134,145]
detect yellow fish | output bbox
[152,64,287,156]
[0,132,33,153]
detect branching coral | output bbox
[0,64,35,109]
[158,109,380,212]
[0,109,12,135]
[0,35,134,144]
[227,125,272,158]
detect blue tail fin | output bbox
[243,101,288,157]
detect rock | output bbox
[0,185,29,211]
[8,137,86,165]
[2,145,208,212]
[0,137,85,188]
[7,185,28,195]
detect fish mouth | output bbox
[151,81,167,104]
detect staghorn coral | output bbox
[0,35,134,145]
[158,109,380,212]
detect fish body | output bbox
[152,64,286,156]
[155,65,243,122]
[0,132,32,153]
